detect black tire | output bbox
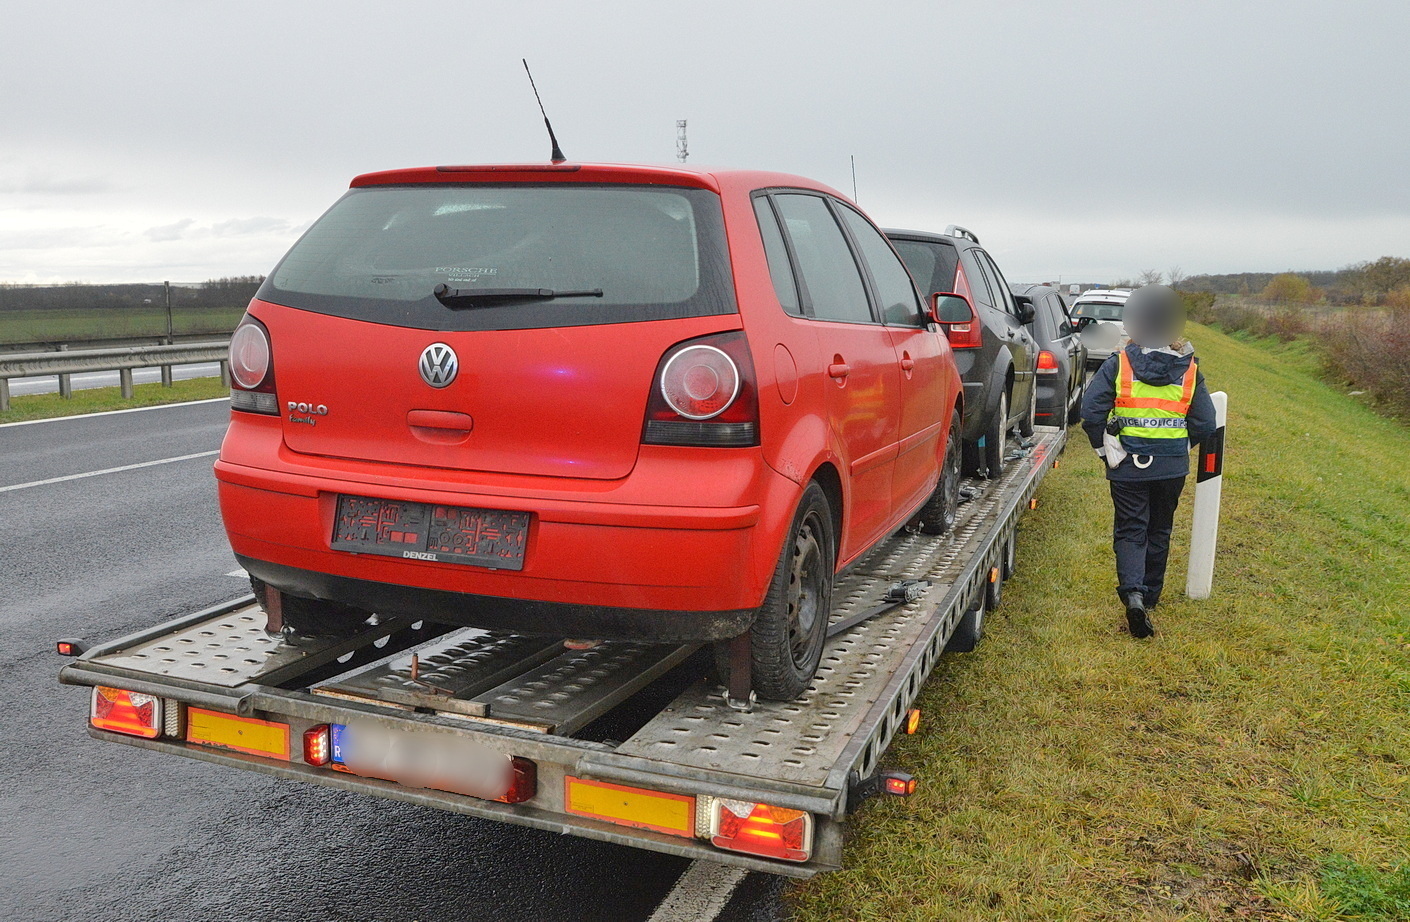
[1018,379,1037,437]
[250,576,371,638]
[916,410,963,535]
[981,390,1007,479]
[985,556,1005,610]
[1000,528,1018,580]
[746,482,834,701]
[945,599,985,652]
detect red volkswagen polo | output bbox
[218,162,963,699]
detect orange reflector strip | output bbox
[905,708,921,734]
[1029,498,1038,510]
[565,777,695,838]
[989,567,1000,583]
[186,708,290,760]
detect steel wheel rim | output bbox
[786,513,825,667]
[942,427,961,527]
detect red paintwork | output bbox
[216,163,963,633]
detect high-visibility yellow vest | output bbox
[1112,349,1198,441]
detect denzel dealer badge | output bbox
[419,343,458,388]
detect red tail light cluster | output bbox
[710,799,813,862]
[643,332,759,447]
[937,264,982,349]
[229,314,278,414]
[1036,350,1059,374]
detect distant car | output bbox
[887,226,1038,477]
[1070,288,1133,367]
[1011,283,1088,425]
[218,162,964,701]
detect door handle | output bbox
[828,363,852,379]
[900,357,915,371]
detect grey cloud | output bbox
[145,218,196,242]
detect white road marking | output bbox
[0,396,230,428]
[0,450,219,493]
[227,569,248,579]
[646,861,748,922]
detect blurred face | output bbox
[1125,285,1186,347]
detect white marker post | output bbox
[1186,391,1227,600]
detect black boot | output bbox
[1125,592,1155,639]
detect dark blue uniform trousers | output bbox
[1109,477,1185,604]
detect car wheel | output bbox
[747,482,834,701]
[250,576,371,638]
[985,548,1005,610]
[916,410,963,535]
[1018,379,1037,437]
[1000,528,1017,580]
[945,599,985,652]
[981,390,1007,479]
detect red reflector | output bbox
[496,757,538,804]
[1036,350,1059,373]
[91,686,162,739]
[303,725,331,766]
[1205,453,1218,473]
[711,800,812,862]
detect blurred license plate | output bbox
[331,495,529,570]
[331,722,513,800]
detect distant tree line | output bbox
[0,277,265,312]
[1172,257,1410,306]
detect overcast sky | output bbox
[3,0,1406,285]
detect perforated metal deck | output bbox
[87,606,415,688]
[603,427,1066,790]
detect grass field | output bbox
[0,377,230,423]
[0,306,243,345]
[792,325,1410,920]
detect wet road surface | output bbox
[0,401,791,922]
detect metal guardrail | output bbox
[0,341,230,411]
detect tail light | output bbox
[229,314,278,414]
[939,264,984,349]
[303,725,331,766]
[91,686,162,739]
[710,799,813,862]
[643,331,759,447]
[1036,350,1059,374]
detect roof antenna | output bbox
[850,155,859,203]
[522,59,566,164]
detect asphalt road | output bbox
[7,362,224,397]
[0,401,788,922]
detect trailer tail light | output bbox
[643,331,759,447]
[496,758,539,804]
[1036,350,1059,374]
[229,314,278,415]
[303,725,331,766]
[883,771,918,796]
[90,686,162,739]
[710,799,812,863]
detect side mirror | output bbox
[1074,316,1096,331]
[1017,301,1035,325]
[929,291,974,324]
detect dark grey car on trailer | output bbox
[1011,283,1088,426]
[886,226,1037,477]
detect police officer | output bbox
[1080,285,1215,638]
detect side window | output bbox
[835,205,924,326]
[978,250,1018,317]
[1045,294,1066,334]
[773,194,874,324]
[959,249,995,309]
[752,196,802,316]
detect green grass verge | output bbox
[0,306,243,345]
[791,323,1410,920]
[0,377,230,423]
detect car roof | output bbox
[1072,288,1133,303]
[1011,283,1059,299]
[882,228,970,248]
[348,162,849,200]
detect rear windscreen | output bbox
[257,184,737,332]
[1073,301,1125,321]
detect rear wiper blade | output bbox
[433,283,604,307]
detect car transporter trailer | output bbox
[58,426,1066,877]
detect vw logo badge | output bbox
[418,343,458,388]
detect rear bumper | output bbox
[215,423,801,641]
